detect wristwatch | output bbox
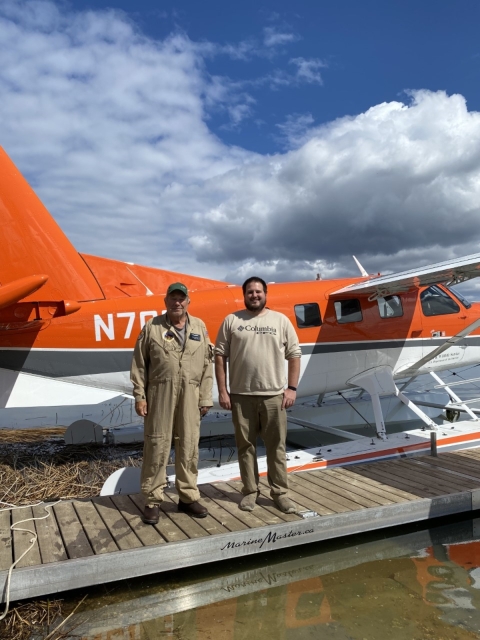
[287,385,297,391]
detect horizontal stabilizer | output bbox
[331,252,480,297]
[81,254,231,298]
[0,275,48,310]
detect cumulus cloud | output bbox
[190,91,480,292]
[0,0,255,273]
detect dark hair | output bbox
[242,277,267,294]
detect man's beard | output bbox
[245,298,266,312]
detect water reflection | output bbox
[65,516,480,639]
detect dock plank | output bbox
[0,509,12,570]
[194,491,249,532]
[302,471,384,509]
[290,473,366,511]
[375,460,476,494]
[409,460,480,486]
[417,454,480,479]
[12,507,41,568]
[397,459,480,490]
[200,483,270,528]
[129,494,188,543]
[160,493,211,539]
[337,467,418,502]
[110,495,166,546]
[74,500,118,554]
[349,464,445,497]
[32,503,67,564]
[54,502,93,559]
[257,476,334,516]
[215,481,291,525]
[226,480,300,523]
[454,449,480,460]
[164,493,229,536]
[92,497,143,551]
[279,476,352,514]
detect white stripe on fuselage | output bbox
[2,337,479,409]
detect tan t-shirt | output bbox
[215,309,301,395]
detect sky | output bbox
[2,0,480,294]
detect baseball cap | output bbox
[167,282,188,296]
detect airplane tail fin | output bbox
[0,147,104,303]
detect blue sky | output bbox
[77,0,480,154]
[2,0,480,292]
[73,0,480,153]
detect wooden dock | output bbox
[2,448,480,603]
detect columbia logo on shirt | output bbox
[236,325,277,335]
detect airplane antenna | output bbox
[126,267,154,296]
[353,256,368,277]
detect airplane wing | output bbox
[330,253,480,298]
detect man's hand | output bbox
[200,406,210,417]
[135,400,148,417]
[219,389,231,411]
[282,388,296,410]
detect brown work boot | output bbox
[143,503,160,525]
[273,495,296,514]
[178,500,208,518]
[239,493,257,511]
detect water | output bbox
[54,515,480,639]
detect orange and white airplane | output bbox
[2,145,480,451]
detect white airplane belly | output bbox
[0,368,122,408]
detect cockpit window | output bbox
[294,303,322,328]
[377,295,403,319]
[448,286,472,309]
[334,299,363,323]
[420,285,460,316]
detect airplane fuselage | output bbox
[2,278,479,409]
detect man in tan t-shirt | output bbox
[215,277,301,513]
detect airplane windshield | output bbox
[448,285,472,309]
[420,285,460,316]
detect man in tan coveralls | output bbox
[215,277,301,514]
[131,282,213,524]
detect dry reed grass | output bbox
[0,428,142,505]
[0,600,63,640]
[1,429,143,639]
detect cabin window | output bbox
[377,295,403,319]
[334,299,363,323]
[421,285,460,316]
[294,303,322,328]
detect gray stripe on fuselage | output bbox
[2,335,480,378]
[300,336,480,355]
[0,349,133,378]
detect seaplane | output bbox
[2,145,480,482]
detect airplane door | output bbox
[419,285,467,369]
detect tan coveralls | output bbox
[130,313,213,504]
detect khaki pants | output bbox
[141,379,201,504]
[231,394,288,497]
